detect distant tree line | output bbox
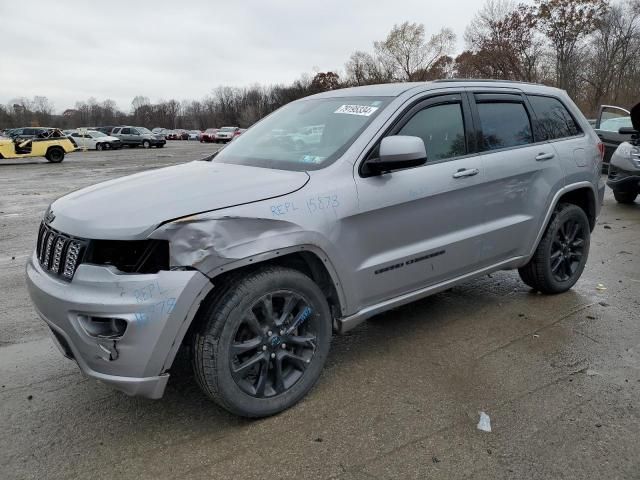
[2,0,639,131]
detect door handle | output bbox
[452,168,479,178]
[535,152,555,161]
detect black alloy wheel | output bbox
[230,291,318,398]
[192,266,332,417]
[549,217,585,282]
[518,203,590,294]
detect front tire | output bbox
[142,140,151,149]
[192,267,332,418]
[613,191,638,204]
[96,143,104,151]
[518,203,590,294]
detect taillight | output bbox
[597,142,605,160]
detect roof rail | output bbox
[432,78,542,86]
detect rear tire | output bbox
[613,191,638,204]
[45,147,64,163]
[518,203,590,294]
[192,267,332,418]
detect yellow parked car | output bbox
[0,128,76,163]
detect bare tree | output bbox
[374,22,456,81]
[463,1,544,81]
[535,0,609,95]
[345,50,392,85]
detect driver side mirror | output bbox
[619,127,638,135]
[365,136,427,175]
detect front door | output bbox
[349,93,488,308]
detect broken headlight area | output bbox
[84,239,170,274]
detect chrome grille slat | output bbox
[37,222,87,281]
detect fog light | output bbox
[78,316,128,339]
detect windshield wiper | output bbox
[201,150,220,162]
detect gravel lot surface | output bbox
[1,142,639,479]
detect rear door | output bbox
[71,132,87,148]
[351,92,488,306]
[129,128,142,145]
[120,127,133,144]
[470,91,564,263]
[83,132,97,149]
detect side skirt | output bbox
[336,256,525,334]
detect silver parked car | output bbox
[214,126,239,143]
[607,101,640,204]
[26,80,605,417]
[111,126,166,148]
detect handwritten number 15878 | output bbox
[306,195,339,214]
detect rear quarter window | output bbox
[527,95,581,141]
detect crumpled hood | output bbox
[48,161,309,239]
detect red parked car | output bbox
[200,128,218,143]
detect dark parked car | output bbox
[594,105,634,167]
[95,126,117,135]
[7,127,49,139]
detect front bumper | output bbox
[150,138,166,146]
[26,252,211,399]
[607,168,640,192]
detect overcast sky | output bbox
[1,0,492,113]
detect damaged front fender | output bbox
[151,216,305,272]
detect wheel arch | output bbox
[529,182,598,258]
[557,186,597,231]
[45,145,65,160]
[206,246,346,322]
[176,246,346,366]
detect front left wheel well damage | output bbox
[179,251,344,357]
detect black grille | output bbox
[36,222,87,281]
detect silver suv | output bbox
[607,102,640,204]
[26,80,605,417]
[111,126,166,148]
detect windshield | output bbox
[220,127,236,132]
[138,127,152,134]
[214,96,390,171]
[89,131,107,138]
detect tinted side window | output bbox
[477,102,533,151]
[121,128,131,134]
[397,103,466,161]
[527,95,581,140]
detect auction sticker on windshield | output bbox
[334,104,379,116]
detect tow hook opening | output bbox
[98,340,119,362]
[78,315,128,339]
